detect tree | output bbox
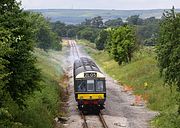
[143,17,157,24]
[0,0,41,126]
[28,12,62,51]
[78,27,100,42]
[80,16,103,28]
[78,28,94,42]
[106,25,136,65]
[126,15,143,25]
[157,7,180,88]
[36,27,51,50]
[91,16,103,28]
[51,21,66,37]
[136,22,159,45]
[81,18,91,26]
[0,0,44,108]
[105,18,123,27]
[156,7,180,113]
[0,28,12,108]
[3,12,41,107]
[67,29,76,38]
[95,30,109,50]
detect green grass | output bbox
[14,48,65,128]
[78,39,180,128]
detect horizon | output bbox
[26,8,180,11]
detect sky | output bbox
[18,0,180,10]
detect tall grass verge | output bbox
[13,48,65,128]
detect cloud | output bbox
[18,0,180,10]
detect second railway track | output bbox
[80,111,108,128]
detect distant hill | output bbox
[29,9,180,24]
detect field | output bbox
[30,9,180,24]
[78,40,180,128]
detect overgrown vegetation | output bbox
[0,1,41,126]
[157,7,180,93]
[155,7,180,127]
[74,8,180,128]
[78,39,179,128]
[14,49,64,128]
[0,1,63,127]
[76,8,180,128]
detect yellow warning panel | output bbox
[77,94,104,100]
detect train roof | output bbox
[74,57,104,78]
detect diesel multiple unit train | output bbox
[73,57,106,110]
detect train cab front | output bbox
[76,93,106,110]
[74,79,106,111]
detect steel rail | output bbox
[74,42,80,58]
[71,41,75,58]
[80,110,108,128]
[80,111,88,128]
[99,111,109,128]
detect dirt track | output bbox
[60,40,157,128]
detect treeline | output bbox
[51,14,159,65]
[51,15,160,65]
[0,0,61,127]
[51,15,159,46]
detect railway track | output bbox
[80,111,108,128]
[70,40,108,128]
[69,40,80,59]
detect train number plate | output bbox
[84,73,97,78]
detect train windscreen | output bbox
[77,80,86,92]
[96,80,104,91]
